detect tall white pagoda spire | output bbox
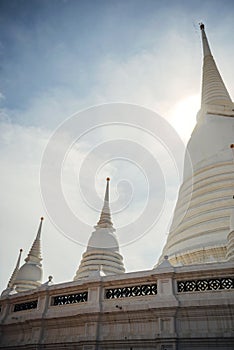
[25,217,43,264]
[14,218,44,292]
[198,23,234,119]
[159,24,234,266]
[74,178,125,280]
[1,249,23,297]
[95,177,114,231]
[8,249,23,288]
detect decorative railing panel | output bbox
[177,277,234,293]
[105,283,157,299]
[52,291,88,306]
[14,300,38,312]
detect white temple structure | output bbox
[74,178,125,280]
[0,24,233,350]
[160,23,234,265]
[14,217,44,293]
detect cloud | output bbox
[0,118,88,290]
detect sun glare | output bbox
[167,95,200,144]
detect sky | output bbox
[0,0,234,292]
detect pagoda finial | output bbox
[198,23,234,118]
[36,217,44,239]
[13,217,44,293]
[104,177,110,202]
[8,249,23,289]
[25,217,44,263]
[95,178,115,231]
[1,249,23,296]
[200,22,212,57]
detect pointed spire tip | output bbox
[95,176,114,230]
[199,22,205,31]
[198,22,233,114]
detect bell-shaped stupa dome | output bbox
[74,178,125,280]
